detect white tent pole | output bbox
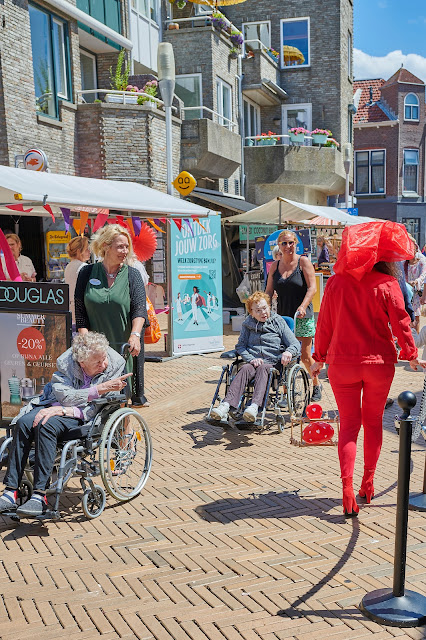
[279,199,282,226]
[246,225,249,275]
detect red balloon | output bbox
[303,421,334,444]
[305,403,323,420]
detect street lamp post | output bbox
[343,142,352,211]
[157,43,176,356]
[157,43,175,196]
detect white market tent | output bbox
[0,166,211,218]
[223,196,373,226]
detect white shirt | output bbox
[1,254,36,280]
[64,259,86,323]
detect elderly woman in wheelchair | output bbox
[0,332,151,519]
[210,291,301,425]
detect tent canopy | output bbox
[0,166,211,218]
[222,196,373,226]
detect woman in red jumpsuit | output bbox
[311,221,426,516]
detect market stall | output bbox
[0,166,223,359]
[223,196,374,312]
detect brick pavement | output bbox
[1,330,426,639]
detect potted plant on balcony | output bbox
[324,137,340,148]
[267,48,279,64]
[211,11,230,33]
[255,131,278,146]
[311,128,331,145]
[230,29,244,47]
[229,47,239,59]
[137,80,159,107]
[107,49,131,103]
[288,126,309,144]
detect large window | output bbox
[402,218,421,246]
[282,103,312,134]
[243,21,270,52]
[29,4,71,118]
[175,74,202,120]
[243,98,261,144]
[80,50,97,103]
[281,18,309,68]
[404,94,419,121]
[216,78,233,129]
[77,0,121,32]
[355,150,386,195]
[403,149,419,194]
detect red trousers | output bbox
[328,364,395,478]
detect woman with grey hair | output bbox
[0,332,128,518]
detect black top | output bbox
[272,257,313,319]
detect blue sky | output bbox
[354,0,426,80]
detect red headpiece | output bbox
[333,220,415,280]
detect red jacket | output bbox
[313,270,418,365]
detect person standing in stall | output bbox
[1,234,36,282]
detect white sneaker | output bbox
[243,404,258,422]
[210,403,229,421]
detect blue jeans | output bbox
[4,407,82,492]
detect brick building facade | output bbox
[354,68,426,247]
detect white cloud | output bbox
[354,48,426,82]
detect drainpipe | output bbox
[237,54,245,197]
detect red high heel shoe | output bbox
[359,468,375,503]
[342,477,359,517]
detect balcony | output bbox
[244,137,346,206]
[181,115,242,180]
[242,47,286,106]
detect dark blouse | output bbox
[272,257,314,319]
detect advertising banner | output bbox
[0,282,71,423]
[171,213,223,356]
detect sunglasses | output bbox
[280,241,294,246]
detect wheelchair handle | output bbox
[121,343,131,360]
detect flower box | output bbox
[105,93,138,104]
[289,132,305,143]
[311,133,328,145]
[259,138,277,146]
[246,139,254,147]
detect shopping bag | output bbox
[144,297,161,344]
[236,273,251,303]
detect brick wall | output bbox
[76,102,181,192]
[0,0,81,173]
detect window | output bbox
[29,4,71,118]
[175,74,202,120]
[348,32,352,78]
[80,50,97,103]
[403,149,419,193]
[243,21,270,52]
[282,103,312,134]
[281,18,309,68]
[216,78,233,129]
[195,3,212,14]
[76,0,121,33]
[404,94,419,121]
[223,178,229,193]
[402,218,421,246]
[235,179,240,195]
[355,150,386,195]
[243,97,261,144]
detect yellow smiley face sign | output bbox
[172,171,197,196]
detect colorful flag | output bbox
[60,207,71,233]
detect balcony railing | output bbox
[244,39,279,64]
[244,135,340,148]
[183,106,238,132]
[76,89,166,106]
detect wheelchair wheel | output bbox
[287,364,310,418]
[99,408,153,502]
[82,485,106,519]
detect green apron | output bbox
[84,262,133,373]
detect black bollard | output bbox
[360,391,426,627]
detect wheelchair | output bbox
[0,357,153,522]
[206,350,310,431]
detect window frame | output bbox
[354,149,386,196]
[403,148,420,195]
[280,16,310,70]
[348,31,352,79]
[216,77,233,129]
[404,93,420,122]
[175,73,203,120]
[243,96,261,144]
[80,48,98,102]
[401,218,421,246]
[282,102,312,135]
[29,3,72,119]
[242,20,271,54]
